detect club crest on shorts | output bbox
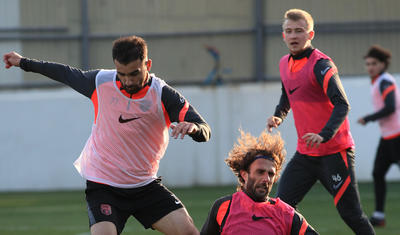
[100,204,112,216]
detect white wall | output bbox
[0,77,399,191]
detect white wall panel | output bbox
[0,77,399,191]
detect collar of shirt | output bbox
[371,71,385,84]
[288,47,315,73]
[116,76,153,99]
[289,46,315,61]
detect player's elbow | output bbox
[201,125,212,142]
[339,99,350,113]
[386,105,395,114]
[345,104,350,115]
[338,102,350,116]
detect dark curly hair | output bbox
[365,44,392,70]
[225,129,286,190]
[112,35,148,65]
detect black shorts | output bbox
[276,149,375,234]
[373,136,400,178]
[276,149,359,207]
[85,178,183,234]
[376,135,400,163]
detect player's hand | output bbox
[267,116,282,132]
[3,51,23,69]
[170,122,199,139]
[357,117,366,126]
[302,133,324,148]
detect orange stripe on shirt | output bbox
[334,176,351,206]
[323,67,338,94]
[91,89,98,124]
[216,200,230,226]
[381,84,395,101]
[299,219,309,235]
[179,101,189,122]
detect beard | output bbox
[244,177,271,202]
[117,75,147,95]
[122,84,141,94]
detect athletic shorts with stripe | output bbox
[85,178,183,234]
[276,148,375,235]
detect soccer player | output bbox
[3,36,211,235]
[201,130,318,235]
[266,9,375,234]
[357,45,400,227]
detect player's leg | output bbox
[319,149,375,235]
[152,208,198,235]
[132,178,198,235]
[90,222,117,235]
[85,181,130,235]
[370,138,391,226]
[276,152,318,208]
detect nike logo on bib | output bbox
[118,115,141,123]
[252,215,272,221]
[289,86,300,95]
[321,66,331,75]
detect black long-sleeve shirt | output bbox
[19,58,211,142]
[273,47,350,142]
[363,79,396,122]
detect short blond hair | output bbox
[283,9,314,32]
[225,129,286,190]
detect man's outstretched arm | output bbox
[361,80,396,123]
[3,51,98,98]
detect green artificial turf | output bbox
[0,182,399,235]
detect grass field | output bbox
[0,182,399,235]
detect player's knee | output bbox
[340,212,373,234]
[180,219,199,235]
[154,209,198,235]
[167,224,198,235]
[183,227,199,235]
[90,221,118,235]
[339,209,365,225]
[276,194,297,208]
[372,168,384,180]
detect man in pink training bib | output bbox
[358,45,400,227]
[3,35,211,235]
[266,9,374,234]
[201,130,318,235]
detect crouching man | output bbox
[201,130,318,235]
